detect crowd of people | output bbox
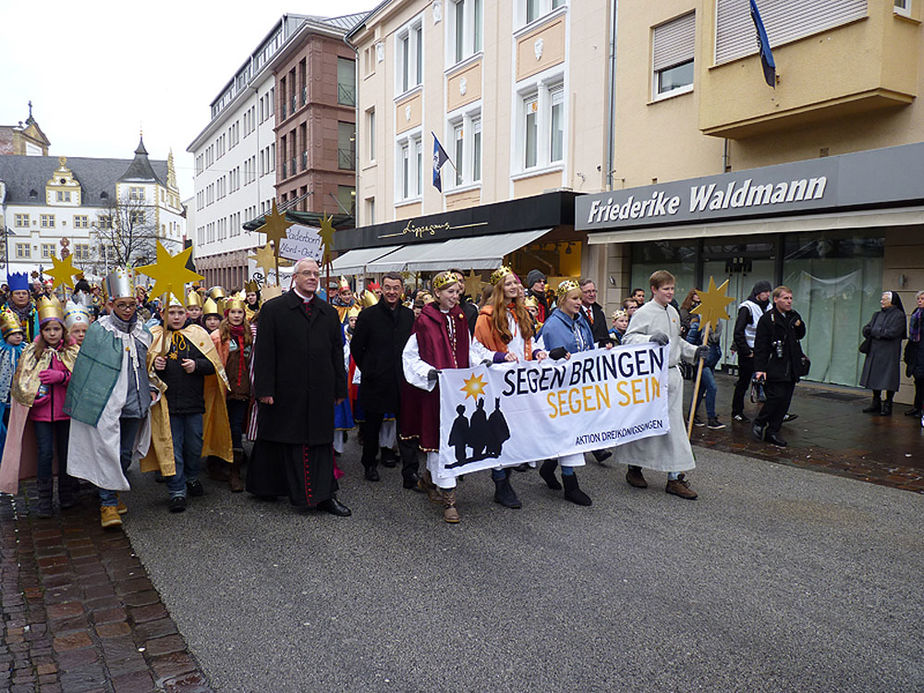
[0,260,917,526]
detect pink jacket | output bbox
[28,349,71,422]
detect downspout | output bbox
[343,29,361,230]
[605,0,618,191]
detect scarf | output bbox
[911,308,923,343]
[9,301,33,327]
[230,324,247,388]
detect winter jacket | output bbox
[154,334,215,416]
[754,308,807,383]
[28,348,71,422]
[859,306,906,392]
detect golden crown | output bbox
[347,305,361,319]
[490,266,514,285]
[37,296,65,324]
[244,279,259,294]
[557,280,581,299]
[0,310,23,338]
[524,295,539,309]
[186,290,203,308]
[202,297,220,316]
[360,289,379,308]
[226,292,247,312]
[432,272,459,292]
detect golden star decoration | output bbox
[463,270,484,298]
[248,242,291,276]
[460,373,487,401]
[135,241,204,301]
[690,276,736,330]
[45,253,80,291]
[258,200,293,256]
[318,213,335,266]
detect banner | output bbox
[278,224,323,262]
[437,344,669,478]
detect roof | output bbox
[0,154,169,207]
[242,210,354,231]
[118,136,164,184]
[307,12,367,32]
[345,0,392,39]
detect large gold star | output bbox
[463,270,484,299]
[46,253,80,290]
[318,213,335,266]
[258,200,293,254]
[135,241,204,300]
[690,276,736,330]
[248,242,291,276]
[460,373,487,401]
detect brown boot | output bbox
[440,489,460,523]
[418,469,442,504]
[665,473,698,500]
[229,449,244,493]
[625,466,648,488]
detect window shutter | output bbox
[715,0,867,65]
[653,12,696,72]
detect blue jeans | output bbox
[166,413,203,499]
[99,417,142,506]
[34,420,70,480]
[696,366,718,419]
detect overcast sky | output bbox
[1,0,373,198]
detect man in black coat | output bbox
[247,258,351,516]
[350,272,419,487]
[752,285,807,448]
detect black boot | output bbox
[862,393,881,413]
[881,400,893,416]
[562,472,592,506]
[492,470,521,509]
[380,447,398,468]
[58,474,80,510]
[36,478,54,518]
[539,460,561,490]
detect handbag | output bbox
[798,354,811,377]
[859,336,871,354]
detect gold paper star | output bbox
[248,242,291,276]
[135,241,204,301]
[258,200,293,254]
[690,276,736,330]
[46,254,80,290]
[318,213,335,265]
[460,373,487,401]
[463,270,484,299]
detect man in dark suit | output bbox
[350,272,418,488]
[247,258,351,516]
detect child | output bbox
[0,298,79,517]
[65,300,92,347]
[186,291,204,326]
[0,310,25,453]
[609,309,629,344]
[202,298,222,333]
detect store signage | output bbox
[378,218,488,240]
[575,142,924,232]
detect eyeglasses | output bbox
[294,271,319,278]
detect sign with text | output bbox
[437,345,669,477]
[278,224,323,262]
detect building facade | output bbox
[0,137,184,281]
[188,13,363,290]
[0,104,50,156]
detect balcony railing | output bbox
[338,84,356,106]
[337,148,355,171]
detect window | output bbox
[41,243,55,259]
[338,122,355,171]
[449,0,483,64]
[129,186,144,201]
[894,0,911,16]
[524,94,538,169]
[55,190,71,202]
[366,197,375,225]
[472,117,482,182]
[337,58,356,106]
[40,214,55,228]
[652,12,695,98]
[516,79,565,173]
[396,18,423,95]
[453,122,465,186]
[73,215,89,229]
[367,108,376,162]
[97,215,112,229]
[130,211,145,225]
[337,186,356,215]
[15,244,30,259]
[74,244,90,261]
[447,111,483,189]
[522,0,565,26]
[396,133,423,201]
[549,88,564,162]
[14,214,29,227]
[715,1,866,65]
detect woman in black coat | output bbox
[903,290,924,417]
[860,290,906,416]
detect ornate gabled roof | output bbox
[119,135,163,184]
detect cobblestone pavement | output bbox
[0,483,212,692]
[687,373,924,494]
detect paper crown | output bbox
[244,279,259,294]
[73,290,92,308]
[360,289,379,308]
[64,300,91,330]
[524,295,539,309]
[432,272,459,292]
[0,310,23,338]
[611,309,628,321]
[186,290,203,308]
[347,305,361,319]
[104,267,135,300]
[261,284,283,301]
[490,266,514,286]
[366,281,380,291]
[338,276,351,292]
[557,280,581,299]
[7,272,30,292]
[208,286,226,301]
[202,297,220,316]
[166,293,185,308]
[226,293,246,312]
[37,297,65,325]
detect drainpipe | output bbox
[605,0,618,190]
[343,30,361,228]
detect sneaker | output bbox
[169,496,187,513]
[186,480,205,497]
[732,413,750,423]
[100,505,122,528]
[782,413,799,423]
[693,415,706,427]
[707,417,726,430]
[665,474,698,500]
[116,495,128,515]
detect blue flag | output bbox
[432,133,451,192]
[750,0,776,88]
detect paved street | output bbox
[122,440,922,692]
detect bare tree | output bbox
[87,194,161,275]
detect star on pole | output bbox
[135,241,204,300]
[248,242,291,277]
[690,276,736,332]
[318,213,335,266]
[45,253,80,291]
[463,270,484,299]
[460,373,487,401]
[258,200,293,254]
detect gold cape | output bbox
[11,342,79,408]
[141,324,233,473]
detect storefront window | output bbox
[630,241,697,301]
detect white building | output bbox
[0,137,185,281]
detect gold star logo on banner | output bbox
[248,242,292,276]
[318,213,335,265]
[46,254,80,290]
[690,276,736,330]
[135,241,204,300]
[258,200,293,253]
[460,373,487,401]
[463,270,484,299]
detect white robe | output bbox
[613,299,697,473]
[67,320,153,492]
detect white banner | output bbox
[278,224,323,262]
[437,344,670,478]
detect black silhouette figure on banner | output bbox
[486,398,510,458]
[448,404,469,466]
[468,398,490,461]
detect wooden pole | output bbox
[686,320,711,439]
